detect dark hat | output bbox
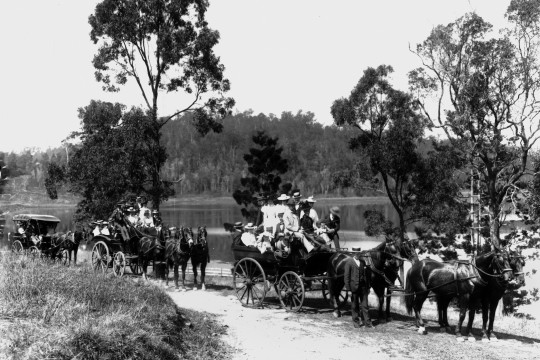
[351,247,362,252]
[128,207,136,212]
[234,221,243,229]
[330,206,340,216]
[292,190,301,198]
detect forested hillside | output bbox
[1,110,372,199]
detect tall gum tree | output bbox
[409,2,540,247]
[89,0,234,209]
[331,65,466,246]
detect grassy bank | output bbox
[0,253,231,359]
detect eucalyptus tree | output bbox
[331,65,467,242]
[89,0,234,208]
[409,1,540,247]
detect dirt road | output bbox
[167,286,540,360]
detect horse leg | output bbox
[374,285,385,323]
[385,288,393,322]
[455,294,470,341]
[181,261,188,290]
[192,260,199,291]
[200,260,207,291]
[480,298,490,341]
[328,278,342,318]
[487,298,500,341]
[413,292,429,334]
[465,305,476,341]
[174,262,180,290]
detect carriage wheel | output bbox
[277,271,305,312]
[91,241,110,273]
[57,249,69,266]
[113,252,126,277]
[29,246,40,261]
[11,240,23,254]
[129,261,142,275]
[233,258,267,308]
[321,279,349,307]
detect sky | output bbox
[0,0,511,153]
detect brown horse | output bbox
[165,226,193,290]
[191,226,210,291]
[462,249,525,341]
[138,227,167,281]
[327,239,404,321]
[405,251,513,338]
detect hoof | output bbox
[490,336,499,342]
[333,311,341,318]
[482,337,490,343]
[201,284,206,291]
[439,327,446,333]
[417,327,427,335]
[456,336,465,342]
[192,287,198,291]
[467,336,477,342]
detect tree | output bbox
[232,131,289,221]
[89,0,234,209]
[46,100,165,222]
[409,4,540,247]
[331,65,467,241]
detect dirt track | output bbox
[167,285,540,360]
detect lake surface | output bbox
[0,198,400,266]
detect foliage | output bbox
[46,100,171,222]
[232,130,289,220]
[409,4,540,247]
[331,65,467,240]
[0,253,231,359]
[89,0,234,208]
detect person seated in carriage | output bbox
[256,226,275,254]
[240,223,258,247]
[137,196,150,219]
[274,209,290,254]
[152,210,162,228]
[98,220,111,236]
[139,209,154,228]
[299,197,329,251]
[126,207,139,226]
[109,202,130,241]
[319,206,341,249]
[284,199,314,254]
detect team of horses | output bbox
[49,220,525,340]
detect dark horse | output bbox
[191,226,210,291]
[50,230,86,264]
[165,226,193,290]
[461,249,526,341]
[327,239,406,322]
[138,226,167,281]
[405,251,513,337]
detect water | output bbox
[0,198,399,266]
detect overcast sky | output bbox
[0,0,510,152]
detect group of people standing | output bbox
[232,190,341,255]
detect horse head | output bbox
[488,250,514,283]
[382,238,402,270]
[196,226,208,246]
[507,248,526,287]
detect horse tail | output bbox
[405,267,414,315]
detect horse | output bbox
[191,226,210,291]
[165,226,193,290]
[405,251,513,337]
[50,230,85,264]
[138,226,167,281]
[327,239,404,321]
[462,249,525,341]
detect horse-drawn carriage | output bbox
[231,239,346,312]
[90,224,145,277]
[8,214,70,264]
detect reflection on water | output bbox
[1,199,399,264]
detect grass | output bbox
[0,252,231,360]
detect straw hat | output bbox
[306,196,316,203]
[244,222,257,231]
[277,194,290,201]
[330,206,340,216]
[291,190,301,198]
[233,221,243,229]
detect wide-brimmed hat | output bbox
[292,190,301,198]
[277,194,290,201]
[330,206,340,216]
[244,222,256,230]
[152,209,159,214]
[233,221,243,229]
[306,196,316,203]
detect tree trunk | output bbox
[489,207,501,249]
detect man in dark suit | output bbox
[320,206,341,249]
[344,248,373,328]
